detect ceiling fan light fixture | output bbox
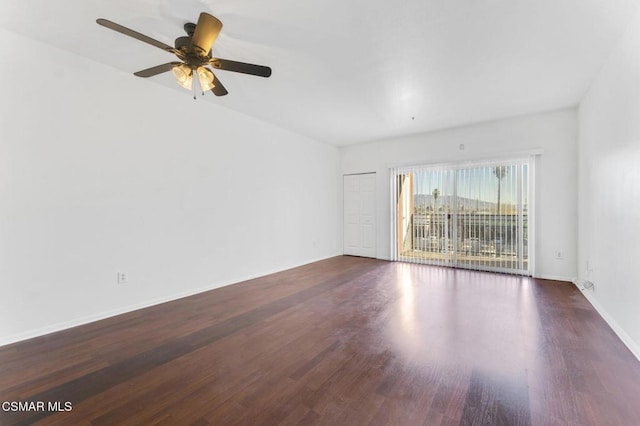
[197,67,215,91]
[172,64,193,90]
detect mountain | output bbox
[414,194,503,212]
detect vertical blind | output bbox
[390,157,534,275]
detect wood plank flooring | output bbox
[1,256,640,425]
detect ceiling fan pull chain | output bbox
[192,68,197,100]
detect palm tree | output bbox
[431,188,440,236]
[493,166,507,214]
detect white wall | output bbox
[578,8,640,358]
[0,28,340,344]
[341,109,578,280]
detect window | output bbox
[391,157,533,275]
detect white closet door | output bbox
[343,173,376,258]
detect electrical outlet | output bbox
[117,272,128,284]
[554,251,564,260]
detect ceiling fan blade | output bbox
[191,13,223,55]
[96,18,176,54]
[210,72,228,96]
[209,58,272,78]
[134,62,182,77]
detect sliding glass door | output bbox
[391,158,532,275]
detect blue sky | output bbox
[413,164,529,205]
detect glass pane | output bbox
[396,169,454,265]
[456,164,522,270]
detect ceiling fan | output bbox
[96,13,272,98]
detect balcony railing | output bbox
[402,212,528,271]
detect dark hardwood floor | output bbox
[1,256,640,425]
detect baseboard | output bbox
[534,274,573,282]
[0,253,340,347]
[572,281,640,362]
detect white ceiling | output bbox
[0,0,638,146]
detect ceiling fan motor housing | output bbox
[174,36,191,52]
[176,22,211,61]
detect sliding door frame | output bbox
[391,155,537,276]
